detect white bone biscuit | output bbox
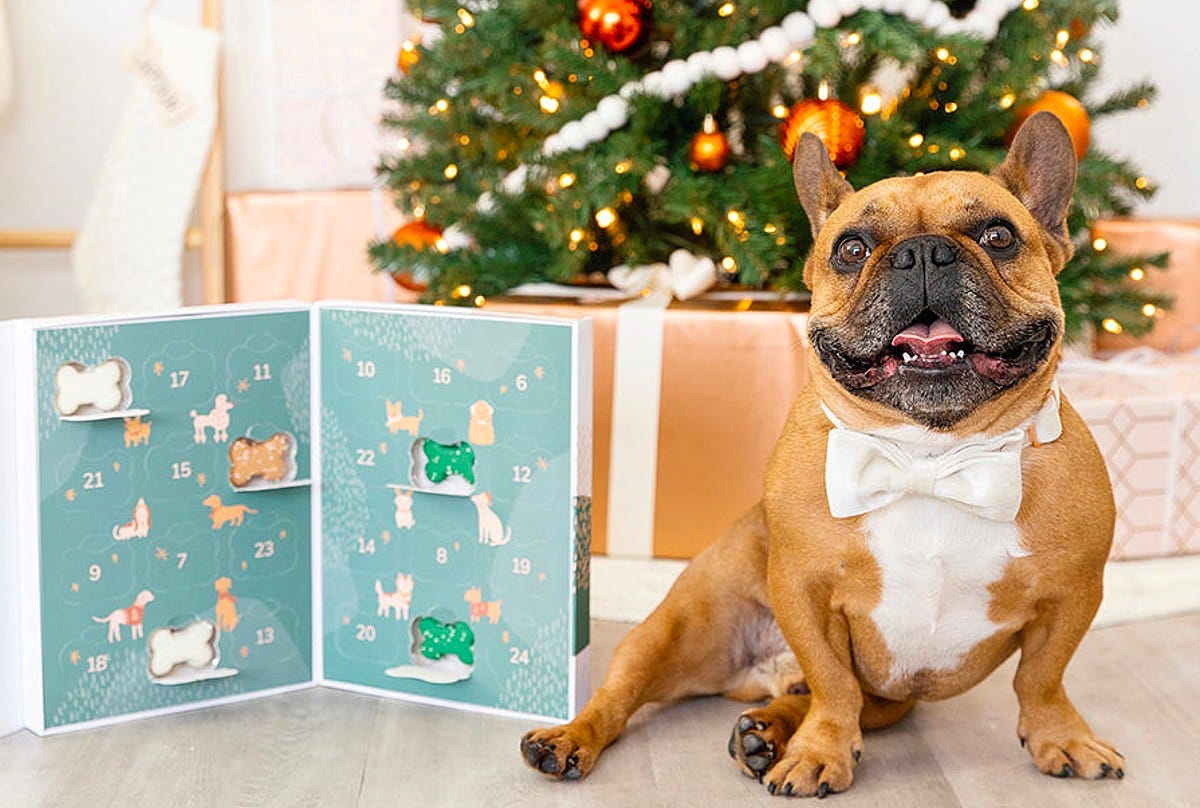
[147,619,218,679]
[54,358,132,416]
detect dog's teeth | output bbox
[903,352,913,363]
[956,350,965,358]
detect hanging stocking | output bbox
[71,16,219,313]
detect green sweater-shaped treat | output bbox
[412,616,475,666]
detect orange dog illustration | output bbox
[123,415,151,447]
[463,586,502,624]
[92,589,155,643]
[468,400,495,445]
[112,497,151,540]
[214,577,240,632]
[201,494,257,529]
[385,399,424,436]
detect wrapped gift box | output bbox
[227,191,408,304]
[1092,219,1200,353]
[489,298,809,559]
[1060,354,1200,559]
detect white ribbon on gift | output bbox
[604,250,717,557]
[607,249,719,304]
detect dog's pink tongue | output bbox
[891,318,963,354]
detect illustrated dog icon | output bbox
[123,415,151,447]
[471,492,511,547]
[392,487,416,530]
[214,577,240,632]
[385,399,424,436]
[376,572,415,620]
[228,432,295,487]
[468,400,496,445]
[147,620,218,679]
[463,587,502,625]
[54,358,131,416]
[201,494,257,529]
[92,589,155,643]
[191,393,234,443]
[112,497,151,540]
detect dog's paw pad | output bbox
[730,710,792,779]
[521,728,594,781]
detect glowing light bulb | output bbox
[595,208,617,228]
[1102,318,1123,334]
[1142,304,1157,317]
[860,92,882,116]
[718,2,735,17]
[1129,267,1145,281]
[908,133,924,148]
[1092,237,1108,252]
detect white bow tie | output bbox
[823,388,1062,522]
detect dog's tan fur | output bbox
[520,114,1122,795]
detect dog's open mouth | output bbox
[817,311,1055,389]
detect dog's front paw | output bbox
[520,725,597,781]
[1019,719,1125,780]
[729,706,803,781]
[762,724,862,798]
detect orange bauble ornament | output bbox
[1010,90,1090,160]
[689,115,730,172]
[779,99,866,169]
[396,40,420,74]
[577,0,652,55]
[390,220,444,291]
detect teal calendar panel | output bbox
[318,305,584,721]
[35,311,313,728]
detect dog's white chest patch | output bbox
[862,495,1025,685]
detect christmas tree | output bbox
[371,0,1167,339]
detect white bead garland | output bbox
[487,0,1023,201]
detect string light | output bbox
[720,256,737,272]
[558,173,576,188]
[412,204,426,218]
[943,101,958,113]
[841,32,862,47]
[1142,303,1158,317]
[1022,0,1038,9]
[474,295,486,307]
[434,238,449,253]
[717,2,735,17]
[949,147,965,161]
[1129,267,1145,281]
[444,164,459,179]
[457,134,470,145]
[595,207,617,228]
[1078,48,1095,63]
[1135,176,1150,190]
[763,223,777,234]
[540,96,560,113]
[452,284,472,298]
[615,159,633,174]
[1050,49,1068,68]
[860,91,883,116]
[772,104,789,118]
[935,47,951,62]
[569,228,585,243]
[1102,318,1123,334]
[1092,237,1108,251]
[817,81,831,101]
[726,209,746,230]
[396,136,412,151]
[908,133,924,148]
[690,217,704,235]
[999,92,1016,109]
[1055,30,1069,48]
[927,143,940,154]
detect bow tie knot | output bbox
[822,390,1062,523]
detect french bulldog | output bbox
[521,111,1122,796]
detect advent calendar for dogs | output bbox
[0,302,591,735]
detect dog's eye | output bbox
[834,236,871,266]
[979,222,1016,253]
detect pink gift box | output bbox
[1061,354,1200,559]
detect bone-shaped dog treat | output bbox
[147,619,218,678]
[421,439,476,484]
[54,358,132,416]
[228,431,296,487]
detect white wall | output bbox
[0,0,1195,320]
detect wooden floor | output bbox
[3,613,1199,807]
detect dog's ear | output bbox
[794,132,854,239]
[991,111,1077,267]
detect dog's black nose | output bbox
[888,234,961,309]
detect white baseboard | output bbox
[593,554,1200,630]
